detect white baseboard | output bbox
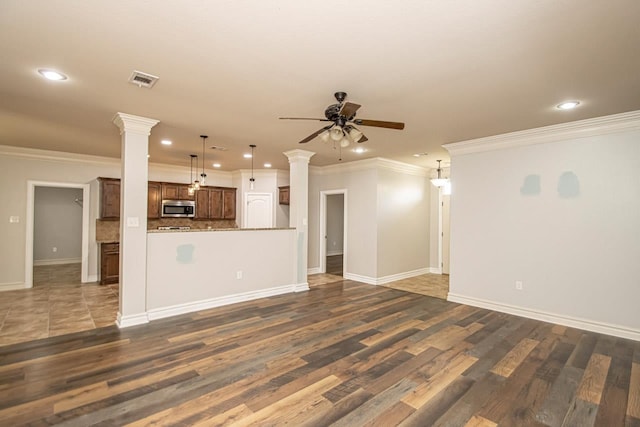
[327,251,344,256]
[85,274,98,283]
[344,267,431,286]
[116,312,149,328]
[33,257,81,266]
[307,267,321,275]
[147,283,304,321]
[376,267,431,285]
[0,282,26,291]
[447,293,640,342]
[343,272,377,285]
[429,267,442,274]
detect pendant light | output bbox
[431,160,449,188]
[188,154,197,195]
[249,144,256,190]
[200,135,208,186]
[193,154,200,191]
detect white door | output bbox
[442,194,451,274]
[245,193,273,228]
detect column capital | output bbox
[112,112,159,135]
[283,149,315,164]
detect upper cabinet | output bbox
[279,186,290,205]
[99,177,236,220]
[99,178,120,220]
[147,182,162,219]
[195,187,236,220]
[161,183,194,201]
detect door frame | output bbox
[25,180,91,288]
[319,189,347,274]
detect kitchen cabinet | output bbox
[100,243,119,285]
[279,186,290,205]
[99,178,120,220]
[194,187,236,220]
[147,182,162,219]
[161,183,194,201]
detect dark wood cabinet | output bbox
[147,182,162,219]
[100,243,119,285]
[161,183,194,201]
[279,186,290,205]
[99,178,121,219]
[194,187,236,220]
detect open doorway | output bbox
[319,190,347,276]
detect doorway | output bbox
[319,190,347,276]
[25,181,90,288]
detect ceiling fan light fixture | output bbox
[330,127,344,142]
[320,130,331,143]
[347,127,363,143]
[340,138,350,148]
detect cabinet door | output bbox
[194,189,210,219]
[179,185,195,200]
[147,182,161,219]
[100,179,121,219]
[100,243,119,285]
[223,189,236,219]
[162,183,180,200]
[208,189,223,219]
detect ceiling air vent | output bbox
[128,70,159,88]
[210,145,228,151]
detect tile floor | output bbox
[381,273,450,299]
[0,263,118,347]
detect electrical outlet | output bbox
[52,247,58,253]
[515,280,523,290]
[236,271,243,279]
[9,216,19,223]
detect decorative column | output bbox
[112,113,159,327]
[283,149,315,289]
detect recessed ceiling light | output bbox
[353,147,366,154]
[264,163,272,168]
[147,154,150,158]
[212,163,221,168]
[38,69,68,81]
[556,101,580,110]
[161,139,172,146]
[413,152,428,157]
[243,153,252,159]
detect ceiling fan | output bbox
[280,91,405,146]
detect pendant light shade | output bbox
[431,160,449,188]
[249,144,256,190]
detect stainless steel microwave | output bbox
[161,200,195,218]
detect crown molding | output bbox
[112,112,159,135]
[310,157,428,177]
[444,110,640,157]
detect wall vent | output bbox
[128,70,159,88]
[210,145,228,151]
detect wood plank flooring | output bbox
[1,280,638,426]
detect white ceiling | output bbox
[1,1,639,171]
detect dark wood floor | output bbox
[0,280,638,426]
[326,254,343,276]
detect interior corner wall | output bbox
[308,168,378,279]
[429,181,440,271]
[376,168,431,278]
[449,130,640,333]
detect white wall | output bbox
[446,114,640,339]
[326,194,344,255]
[308,158,431,282]
[146,229,297,316]
[233,169,289,228]
[0,146,231,288]
[34,187,83,263]
[376,167,431,278]
[276,170,290,228]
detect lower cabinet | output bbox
[100,243,119,285]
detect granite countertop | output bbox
[148,227,295,233]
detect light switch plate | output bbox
[126,217,140,227]
[9,216,19,223]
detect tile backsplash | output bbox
[96,218,238,242]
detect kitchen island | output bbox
[146,227,301,320]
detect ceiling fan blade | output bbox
[340,102,361,118]
[298,125,334,144]
[280,117,332,121]
[353,119,405,130]
[357,134,368,143]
